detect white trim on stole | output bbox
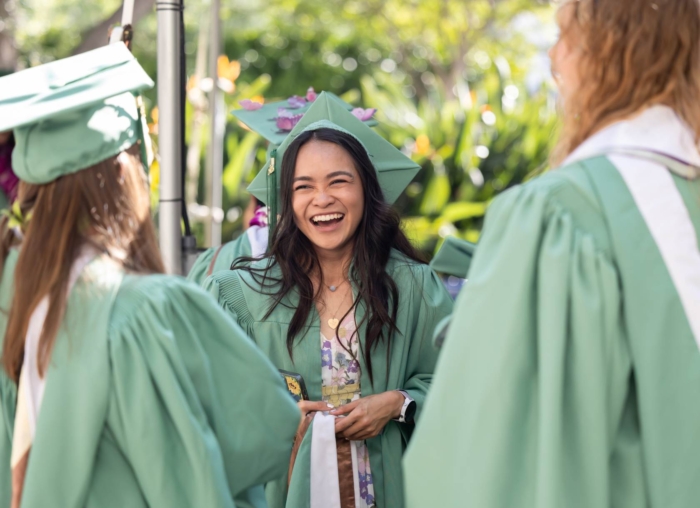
[246,225,269,259]
[21,247,99,436]
[564,105,700,348]
[310,412,342,508]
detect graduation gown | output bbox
[0,254,300,508]
[187,225,268,286]
[204,250,453,508]
[404,106,700,507]
[0,249,18,502]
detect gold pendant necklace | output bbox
[326,285,350,330]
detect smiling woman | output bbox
[292,137,365,255]
[204,95,454,508]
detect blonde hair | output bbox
[552,0,700,165]
[2,144,164,381]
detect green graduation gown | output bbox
[0,249,18,502]
[0,254,300,508]
[188,226,269,286]
[204,251,453,508]
[404,106,700,507]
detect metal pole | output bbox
[157,0,183,273]
[121,0,136,25]
[206,0,224,247]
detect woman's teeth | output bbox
[312,213,344,223]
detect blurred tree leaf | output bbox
[222,131,259,198]
[12,0,556,257]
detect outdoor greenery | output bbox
[6,0,558,257]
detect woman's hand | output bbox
[331,391,405,441]
[298,400,333,417]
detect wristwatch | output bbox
[395,390,416,423]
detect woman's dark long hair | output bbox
[233,128,424,384]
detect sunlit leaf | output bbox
[222,132,260,198]
[419,172,451,216]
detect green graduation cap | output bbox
[429,236,476,279]
[247,92,421,231]
[0,42,154,184]
[231,91,377,146]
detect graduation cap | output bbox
[0,43,154,184]
[231,91,378,147]
[429,236,476,279]
[247,92,421,232]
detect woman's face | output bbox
[550,5,583,109]
[292,139,365,256]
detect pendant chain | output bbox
[325,284,351,330]
[325,278,349,293]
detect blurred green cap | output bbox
[430,236,476,279]
[231,91,377,146]
[0,43,154,184]
[247,92,420,206]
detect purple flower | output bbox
[276,112,304,131]
[348,360,359,373]
[359,477,368,496]
[277,107,295,118]
[0,139,18,202]
[248,206,268,228]
[322,350,333,368]
[276,115,303,131]
[352,108,377,121]
[306,87,317,102]
[322,340,332,349]
[239,99,263,111]
[287,95,307,109]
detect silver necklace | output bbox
[325,278,348,292]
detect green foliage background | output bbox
[12,0,558,258]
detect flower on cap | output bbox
[352,108,377,121]
[276,112,304,131]
[287,95,307,109]
[239,99,264,111]
[306,87,318,102]
[249,206,268,228]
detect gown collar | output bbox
[564,105,700,168]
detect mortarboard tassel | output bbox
[267,149,277,250]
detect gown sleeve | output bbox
[401,263,454,420]
[0,250,18,508]
[186,246,217,285]
[188,234,256,287]
[202,270,256,336]
[0,373,15,508]
[105,276,299,507]
[404,183,635,508]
